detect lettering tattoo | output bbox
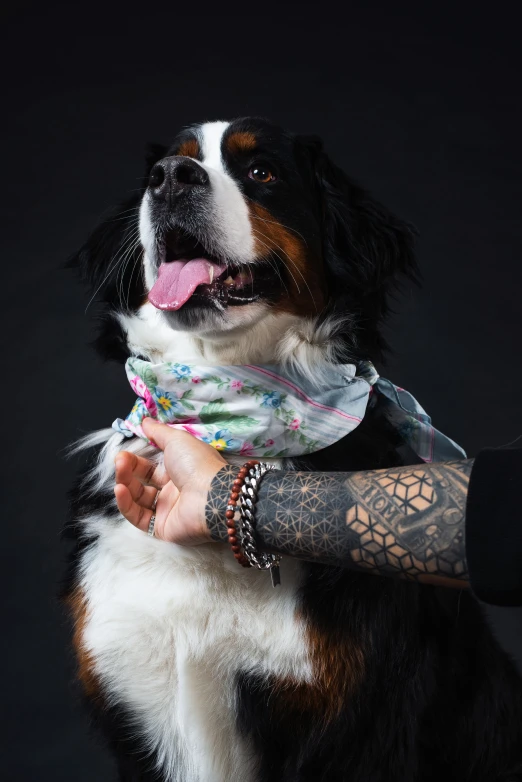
[205,461,474,584]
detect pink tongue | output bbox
[149,259,227,311]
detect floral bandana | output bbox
[112,358,465,462]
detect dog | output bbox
[64,117,522,782]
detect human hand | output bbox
[114,418,227,545]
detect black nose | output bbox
[148,156,209,202]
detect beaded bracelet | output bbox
[225,460,259,567]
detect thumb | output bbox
[141,417,226,495]
[142,418,186,451]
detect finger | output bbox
[114,451,164,487]
[114,450,168,489]
[125,476,160,510]
[142,418,194,452]
[114,483,153,532]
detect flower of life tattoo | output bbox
[205,461,474,583]
[206,466,237,543]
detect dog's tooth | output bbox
[224,276,234,285]
[208,264,214,284]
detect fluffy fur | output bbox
[64,117,522,781]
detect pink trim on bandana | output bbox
[113,357,466,462]
[245,365,363,423]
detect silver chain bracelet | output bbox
[238,462,282,587]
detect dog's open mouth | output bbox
[148,230,282,311]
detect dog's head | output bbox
[73,117,417,365]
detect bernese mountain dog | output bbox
[64,117,522,782]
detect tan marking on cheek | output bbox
[248,203,325,315]
[176,138,200,158]
[66,587,101,699]
[271,610,365,722]
[227,131,257,154]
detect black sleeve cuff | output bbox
[466,447,522,606]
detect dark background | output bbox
[2,2,521,779]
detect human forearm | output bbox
[206,461,474,585]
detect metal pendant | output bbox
[270,564,281,588]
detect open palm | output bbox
[114,419,227,545]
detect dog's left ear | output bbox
[295,135,419,359]
[67,142,168,361]
[67,142,168,304]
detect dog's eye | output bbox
[248,165,276,183]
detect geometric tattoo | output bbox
[205,460,474,586]
[205,465,237,543]
[342,461,472,583]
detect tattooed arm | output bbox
[116,423,522,599]
[114,419,472,587]
[206,461,474,587]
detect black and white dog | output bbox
[65,117,522,782]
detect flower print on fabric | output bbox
[127,400,146,425]
[202,429,241,452]
[129,375,157,417]
[261,391,282,409]
[112,356,466,462]
[112,417,133,436]
[177,423,202,437]
[153,387,182,420]
[397,417,421,441]
[168,363,192,379]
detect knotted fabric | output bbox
[112,358,465,462]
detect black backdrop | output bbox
[2,2,521,779]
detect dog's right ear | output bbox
[294,134,419,361]
[67,143,168,310]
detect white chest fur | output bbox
[73,297,337,780]
[78,439,312,782]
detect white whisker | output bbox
[85,222,140,313]
[125,246,145,311]
[251,226,318,311]
[250,231,292,297]
[117,239,142,309]
[244,196,308,244]
[116,228,142,308]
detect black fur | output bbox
[64,118,522,781]
[295,133,419,361]
[68,143,167,362]
[237,404,522,781]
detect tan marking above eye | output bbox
[227,131,257,154]
[176,138,200,159]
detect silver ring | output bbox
[148,490,160,537]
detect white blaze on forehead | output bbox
[199,120,230,171]
[197,120,255,263]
